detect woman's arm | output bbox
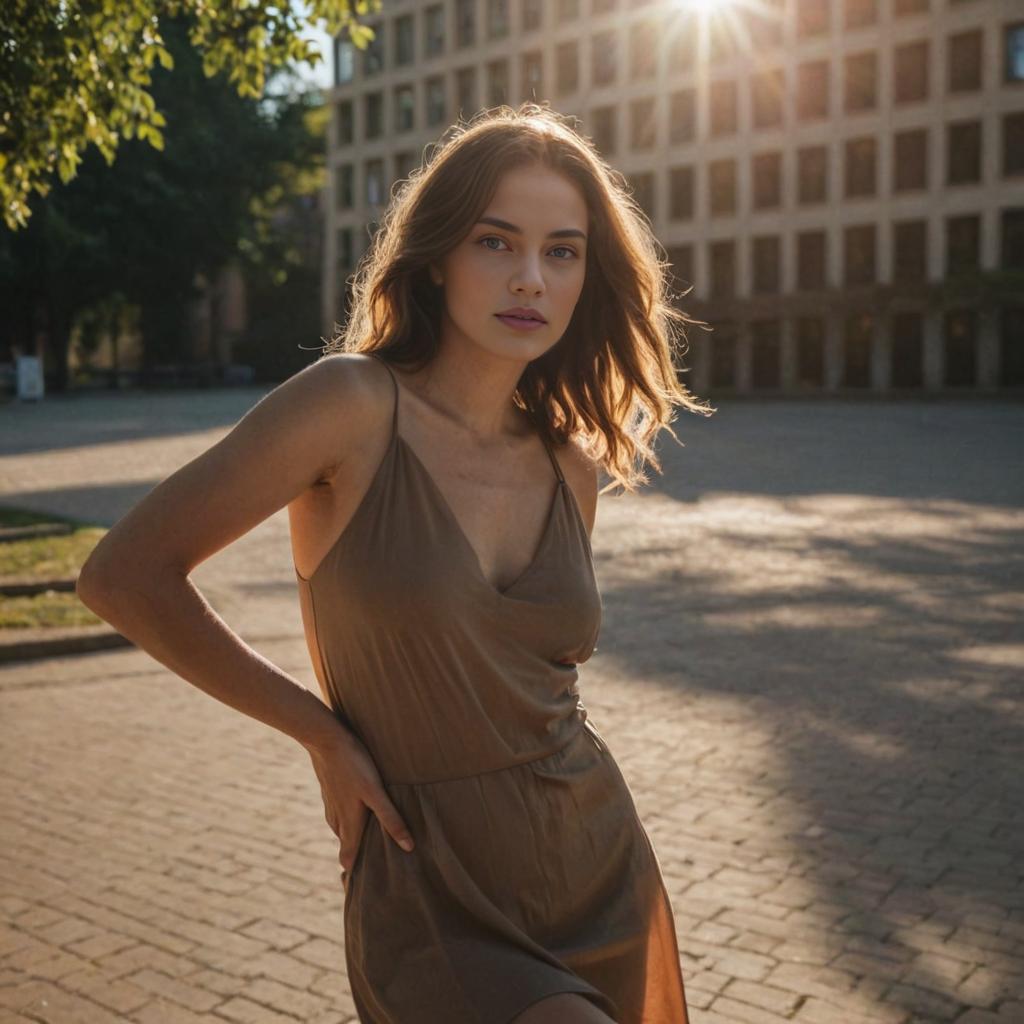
[76,354,374,756]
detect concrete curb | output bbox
[0,624,133,664]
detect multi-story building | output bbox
[323,0,1024,395]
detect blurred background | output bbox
[3,0,1023,399]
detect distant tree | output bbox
[0,0,378,231]
[0,14,329,388]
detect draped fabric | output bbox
[295,354,690,1023]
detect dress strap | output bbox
[368,352,400,438]
[539,431,566,485]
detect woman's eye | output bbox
[477,236,577,259]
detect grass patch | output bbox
[0,592,104,630]
[0,506,108,630]
[0,506,105,583]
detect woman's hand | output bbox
[307,727,415,888]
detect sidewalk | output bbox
[1,390,1022,1023]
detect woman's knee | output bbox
[508,992,617,1024]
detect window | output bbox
[946,214,981,275]
[751,68,785,129]
[894,40,929,103]
[947,120,982,185]
[893,0,928,15]
[593,32,617,86]
[949,29,983,92]
[487,59,509,106]
[394,84,415,133]
[894,128,928,191]
[1004,112,1024,177]
[336,227,354,271]
[797,231,827,289]
[590,105,616,155]
[425,5,445,58]
[630,97,656,150]
[746,0,784,50]
[669,89,696,144]
[456,67,477,117]
[844,0,876,30]
[845,52,877,112]
[668,25,696,72]
[845,137,877,197]
[523,0,544,32]
[630,19,658,80]
[797,145,828,203]
[334,37,354,85]
[1005,22,1024,83]
[709,240,737,299]
[891,311,924,389]
[425,76,446,126]
[395,15,414,66]
[709,159,737,216]
[669,166,695,220]
[843,313,873,388]
[893,220,928,283]
[335,164,354,210]
[709,79,738,136]
[709,320,739,389]
[521,51,543,101]
[797,317,826,388]
[557,0,580,22]
[751,320,782,389]
[394,151,416,182]
[665,245,695,294]
[1001,208,1024,268]
[364,91,383,139]
[708,20,739,62]
[1001,308,1024,387]
[630,171,656,221]
[488,0,510,39]
[366,158,385,207]
[363,23,384,75]
[753,151,783,209]
[844,224,876,285]
[752,237,781,294]
[797,60,829,120]
[556,41,579,96]
[944,310,977,387]
[456,0,475,47]
[336,100,353,146]
[796,0,829,37]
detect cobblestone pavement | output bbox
[1,388,1022,1024]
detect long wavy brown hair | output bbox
[323,102,716,495]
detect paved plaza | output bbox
[0,387,1021,1024]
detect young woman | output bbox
[78,104,714,1023]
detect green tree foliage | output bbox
[0,0,380,231]
[0,13,333,388]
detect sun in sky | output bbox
[667,0,786,69]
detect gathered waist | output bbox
[381,714,606,787]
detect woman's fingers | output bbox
[365,788,415,853]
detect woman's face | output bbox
[430,163,589,363]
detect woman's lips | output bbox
[495,314,545,331]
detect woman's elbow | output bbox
[75,553,119,615]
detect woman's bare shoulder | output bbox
[282,352,393,478]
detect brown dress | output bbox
[295,354,690,1023]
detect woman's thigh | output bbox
[508,992,617,1024]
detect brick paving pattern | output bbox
[1,389,1021,1023]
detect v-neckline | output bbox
[394,431,566,600]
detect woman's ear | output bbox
[428,263,444,287]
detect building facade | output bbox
[323,0,1024,395]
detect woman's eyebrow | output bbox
[475,215,587,241]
